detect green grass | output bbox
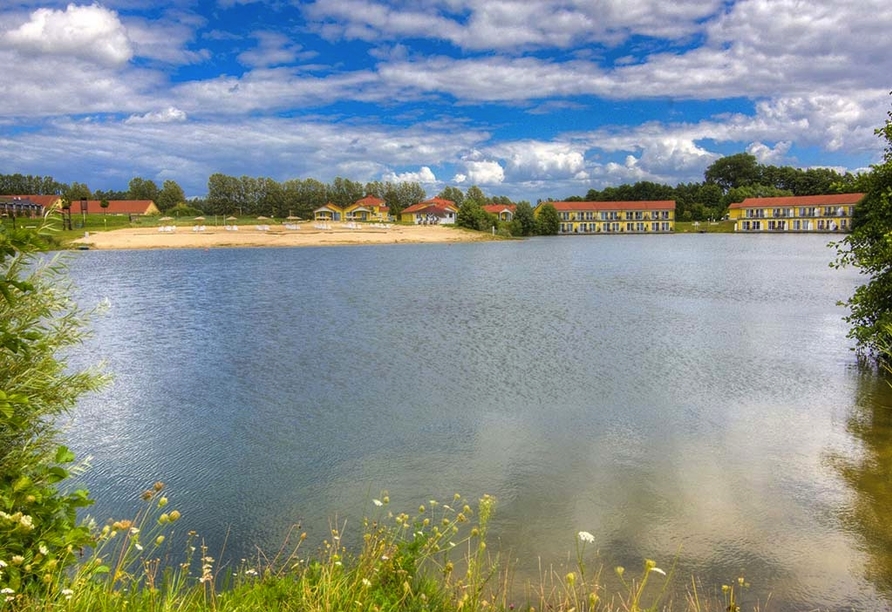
[1,487,765,612]
[674,221,735,233]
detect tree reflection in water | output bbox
[829,366,892,598]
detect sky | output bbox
[1,0,891,202]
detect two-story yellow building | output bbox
[728,193,863,232]
[546,201,676,234]
[314,196,391,222]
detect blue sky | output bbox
[1,0,890,202]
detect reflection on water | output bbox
[827,368,892,598]
[62,235,891,610]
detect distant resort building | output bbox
[313,196,390,222]
[483,203,516,222]
[1,195,158,218]
[546,200,676,234]
[400,198,458,225]
[728,193,864,232]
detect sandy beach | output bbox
[72,222,497,250]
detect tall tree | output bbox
[512,200,537,236]
[535,203,560,235]
[704,152,761,192]
[156,179,185,211]
[62,182,91,202]
[438,186,465,206]
[834,95,892,361]
[465,185,487,204]
[127,177,159,202]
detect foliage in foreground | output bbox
[834,93,892,362]
[0,218,108,596]
[0,487,766,612]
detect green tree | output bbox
[834,96,892,361]
[99,198,109,214]
[156,180,185,211]
[511,201,536,236]
[127,177,159,202]
[1,221,107,594]
[704,152,760,192]
[456,198,495,231]
[384,182,426,219]
[62,182,91,203]
[535,203,560,235]
[438,186,465,207]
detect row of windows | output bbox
[559,211,672,221]
[559,222,672,233]
[740,219,850,231]
[744,207,851,219]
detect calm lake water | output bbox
[63,234,892,610]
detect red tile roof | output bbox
[8,194,62,208]
[354,195,388,209]
[730,193,865,209]
[75,200,157,214]
[483,204,516,214]
[402,198,457,214]
[8,195,157,215]
[549,200,676,211]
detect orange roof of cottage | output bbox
[402,198,457,214]
[353,195,388,209]
[483,204,516,214]
[78,200,157,214]
[549,200,676,211]
[8,194,62,208]
[729,193,865,209]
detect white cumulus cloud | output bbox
[4,4,133,66]
[383,166,438,184]
[460,160,505,185]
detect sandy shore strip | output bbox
[72,223,498,250]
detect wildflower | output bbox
[168,510,181,522]
[566,572,576,587]
[418,505,425,514]
[577,531,595,544]
[245,569,258,576]
[153,481,164,491]
[615,566,624,577]
[649,566,666,576]
[1,588,14,594]
[155,536,165,546]
[373,499,383,507]
[19,515,34,530]
[135,543,144,551]
[141,490,154,501]
[61,588,74,600]
[158,496,168,508]
[12,556,24,565]
[362,578,372,587]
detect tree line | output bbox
[0,152,863,227]
[559,153,860,222]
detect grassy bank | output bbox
[674,221,735,233]
[2,487,758,612]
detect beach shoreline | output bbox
[71,223,499,250]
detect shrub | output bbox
[0,219,107,597]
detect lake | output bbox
[63,234,892,610]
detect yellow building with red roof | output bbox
[728,193,863,232]
[545,200,676,234]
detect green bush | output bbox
[0,219,107,596]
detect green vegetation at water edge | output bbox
[2,487,762,612]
